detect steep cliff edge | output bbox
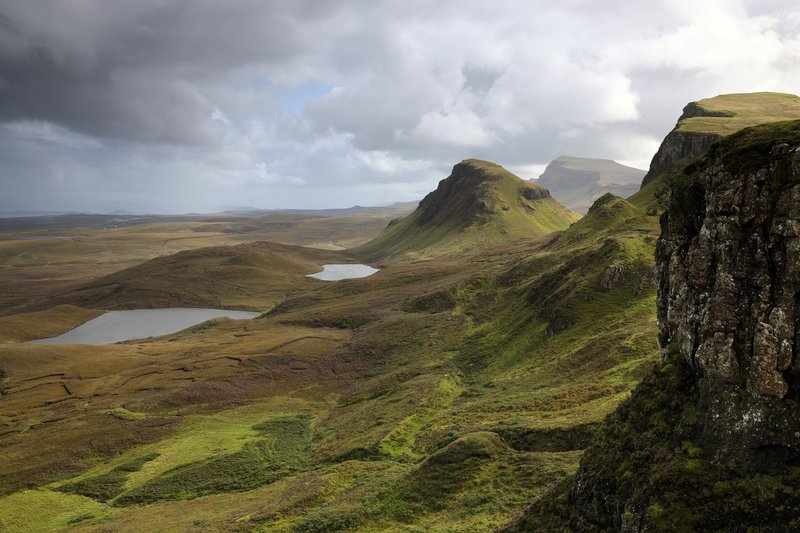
[506,121,800,532]
[640,92,800,188]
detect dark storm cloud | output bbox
[0,0,798,213]
[0,1,348,144]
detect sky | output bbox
[1,0,799,214]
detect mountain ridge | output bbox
[354,159,579,261]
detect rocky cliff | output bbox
[640,92,800,189]
[639,103,723,188]
[506,120,800,532]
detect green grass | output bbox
[0,158,663,532]
[114,415,313,505]
[57,453,159,501]
[354,159,579,261]
[379,375,463,461]
[0,490,108,532]
[677,92,800,136]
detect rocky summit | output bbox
[640,92,800,188]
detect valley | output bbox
[2,92,800,532]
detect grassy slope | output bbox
[508,120,800,533]
[0,208,407,315]
[678,92,800,136]
[355,159,579,261]
[34,241,354,312]
[0,182,659,532]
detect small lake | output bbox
[306,264,379,281]
[30,308,260,345]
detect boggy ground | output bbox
[0,194,660,532]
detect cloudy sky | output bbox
[1,0,798,214]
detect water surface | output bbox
[306,264,379,281]
[30,308,259,345]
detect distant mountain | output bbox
[534,155,645,214]
[355,159,579,260]
[0,203,420,233]
[640,91,800,188]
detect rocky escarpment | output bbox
[639,102,724,188]
[505,121,800,532]
[658,127,800,399]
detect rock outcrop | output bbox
[639,103,723,188]
[505,120,800,532]
[657,130,800,400]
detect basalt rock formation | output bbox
[640,92,800,189]
[505,121,800,532]
[639,103,725,188]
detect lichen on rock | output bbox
[657,135,800,399]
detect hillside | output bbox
[2,97,797,533]
[36,241,354,312]
[536,155,645,213]
[355,159,579,261]
[506,121,800,532]
[640,91,800,188]
[0,165,656,532]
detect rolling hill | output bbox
[3,94,800,532]
[354,159,580,261]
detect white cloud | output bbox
[1,0,799,212]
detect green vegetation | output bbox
[355,159,579,261]
[0,490,108,532]
[58,453,159,501]
[514,351,800,532]
[677,92,800,136]
[694,118,800,174]
[115,415,312,505]
[0,155,660,531]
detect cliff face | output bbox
[506,121,800,532]
[656,123,800,463]
[639,102,723,188]
[658,134,800,399]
